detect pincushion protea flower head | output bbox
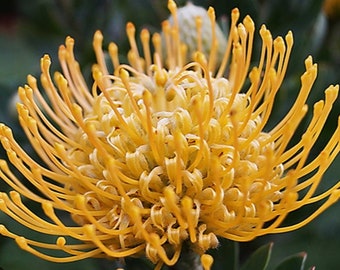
[0,0,339,269]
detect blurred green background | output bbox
[0,0,339,269]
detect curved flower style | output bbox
[0,1,339,269]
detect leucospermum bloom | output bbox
[0,1,339,269]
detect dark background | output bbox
[0,0,339,269]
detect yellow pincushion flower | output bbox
[0,1,339,269]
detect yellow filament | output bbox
[273,190,340,234]
[207,7,217,72]
[93,31,110,87]
[141,29,152,76]
[15,236,102,263]
[152,33,163,66]
[108,42,120,70]
[22,76,74,134]
[142,90,163,166]
[126,22,142,72]
[119,68,144,122]
[60,38,93,110]
[181,196,197,242]
[168,0,181,67]
[195,16,202,53]
[84,224,145,258]
[75,195,132,236]
[163,187,187,229]
[216,8,240,77]
[162,20,175,69]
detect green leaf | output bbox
[209,239,239,270]
[274,252,307,270]
[240,242,273,270]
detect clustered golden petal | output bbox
[0,0,339,269]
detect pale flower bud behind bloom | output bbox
[0,1,339,270]
[165,2,227,66]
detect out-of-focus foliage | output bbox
[0,0,339,269]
